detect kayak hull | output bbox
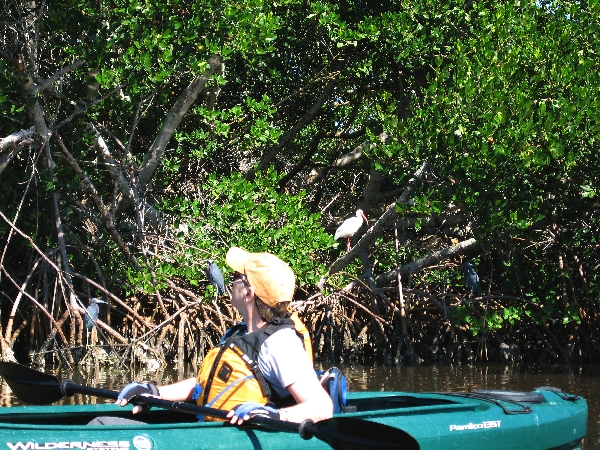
[0,387,587,450]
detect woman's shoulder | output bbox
[262,327,304,351]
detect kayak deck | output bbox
[0,387,587,450]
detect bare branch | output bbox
[307,132,390,185]
[32,59,85,95]
[324,161,430,278]
[254,63,342,177]
[0,265,71,354]
[0,127,35,174]
[54,132,142,270]
[376,237,480,286]
[137,55,224,189]
[92,126,162,230]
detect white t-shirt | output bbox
[257,327,316,399]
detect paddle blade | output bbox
[311,417,420,450]
[0,361,64,405]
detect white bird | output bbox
[334,209,369,252]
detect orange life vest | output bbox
[288,312,312,361]
[194,313,312,421]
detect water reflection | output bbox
[334,363,594,396]
[0,382,14,408]
[1,362,598,449]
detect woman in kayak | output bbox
[116,247,333,425]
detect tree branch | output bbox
[0,127,35,174]
[376,237,480,285]
[32,59,85,95]
[324,161,430,278]
[137,55,224,189]
[91,126,163,231]
[253,64,342,178]
[54,133,142,270]
[307,132,389,185]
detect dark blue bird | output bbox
[83,298,108,332]
[463,261,482,297]
[206,260,225,295]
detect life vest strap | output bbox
[202,342,230,406]
[229,343,272,398]
[206,374,256,408]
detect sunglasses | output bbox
[226,272,248,294]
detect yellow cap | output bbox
[225,247,296,307]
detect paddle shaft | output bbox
[62,380,238,423]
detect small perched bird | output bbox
[334,209,369,252]
[83,298,108,332]
[463,261,482,297]
[206,259,225,296]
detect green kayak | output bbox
[0,387,587,450]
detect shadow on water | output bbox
[1,362,598,449]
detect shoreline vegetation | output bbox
[4,273,597,370]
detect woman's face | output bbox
[227,272,249,312]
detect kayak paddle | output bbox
[0,361,419,450]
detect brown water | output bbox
[1,362,598,449]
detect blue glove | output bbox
[117,382,159,403]
[232,402,280,421]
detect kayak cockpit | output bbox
[343,394,457,413]
[0,406,197,426]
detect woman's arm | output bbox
[280,375,334,423]
[157,377,197,402]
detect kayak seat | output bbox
[318,367,348,414]
[88,416,146,426]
